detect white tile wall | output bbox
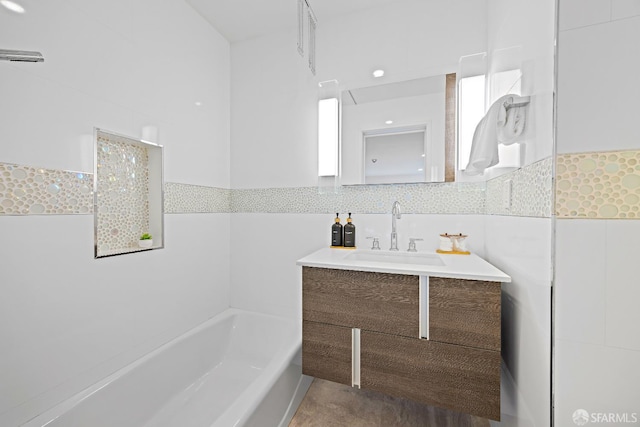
[557,15,640,154]
[556,2,640,423]
[605,220,640,352]
[0,0,231,187]
[555,220,607,345]
[230,213,487,319]
[0,64,133,174]
[350,213,487,257]
[555,339,640,424]
[559,0,612,31]
[230,213,328,319]
[484,216,552,427]
[0,1,231,424]
[612,0,640,20]
[0,214,231,426]
[61,0,134,40]
[484,216,553,288]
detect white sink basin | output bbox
[346,251,445,266]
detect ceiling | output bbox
[186,0,404,43]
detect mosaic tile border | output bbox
[0,163,93,215]
[556,150,640,219]
[2,158,561,218]
[486,157,553,218]
[0,163,231,216]
[230,182,486,214]
[165,182,230,213]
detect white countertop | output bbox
[296,247,511,283]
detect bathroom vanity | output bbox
[296,248,511,421]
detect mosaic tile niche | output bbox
[95,129,164,257]
[0,163,93,215]
[556,150,640,219]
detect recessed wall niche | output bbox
[94,129,164,258]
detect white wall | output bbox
[0,1,231,425]
[555,1,640,424]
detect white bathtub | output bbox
[24,309,311,427]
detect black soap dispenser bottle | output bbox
[344,213,356,248]
[331,213,343,247]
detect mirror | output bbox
[341,74,455,185]
[318,0,554,186]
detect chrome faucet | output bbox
[390,201,402,251]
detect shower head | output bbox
[0,49,44,62]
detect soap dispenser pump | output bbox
[344,213,356,248]
[331,213,343,247]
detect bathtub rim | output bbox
[22,308,301,427]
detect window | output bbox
[457,74,485,172]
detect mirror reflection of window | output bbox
[458,68,525,175]
[457,74,486,172]
[364,127,427,184]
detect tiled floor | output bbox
[289,379,490,427]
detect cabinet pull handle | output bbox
[352,328,361,388]
[419,276,429,340]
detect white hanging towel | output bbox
[497,99,527,145]
[464,94,527,175]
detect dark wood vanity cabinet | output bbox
[302,321,352,386]
[302,266,502,421]
[360,331,501,420]
[302,267,419,337]
[428,277,501,351]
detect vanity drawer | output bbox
[360,330,500,421]
[429,277,501,351]
[302,321,352,386]
[303,267,419,337]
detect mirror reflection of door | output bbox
[363,126,427,184]
[341,74,452,185]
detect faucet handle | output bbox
[407,238,424,252]
[366,236,381,250]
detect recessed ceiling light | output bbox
[385,120,393,125]
[194,101,203,107]
[421,154,426,157]
[0,0,25,13]
[373,69,385,78]
[418,168,424,172]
